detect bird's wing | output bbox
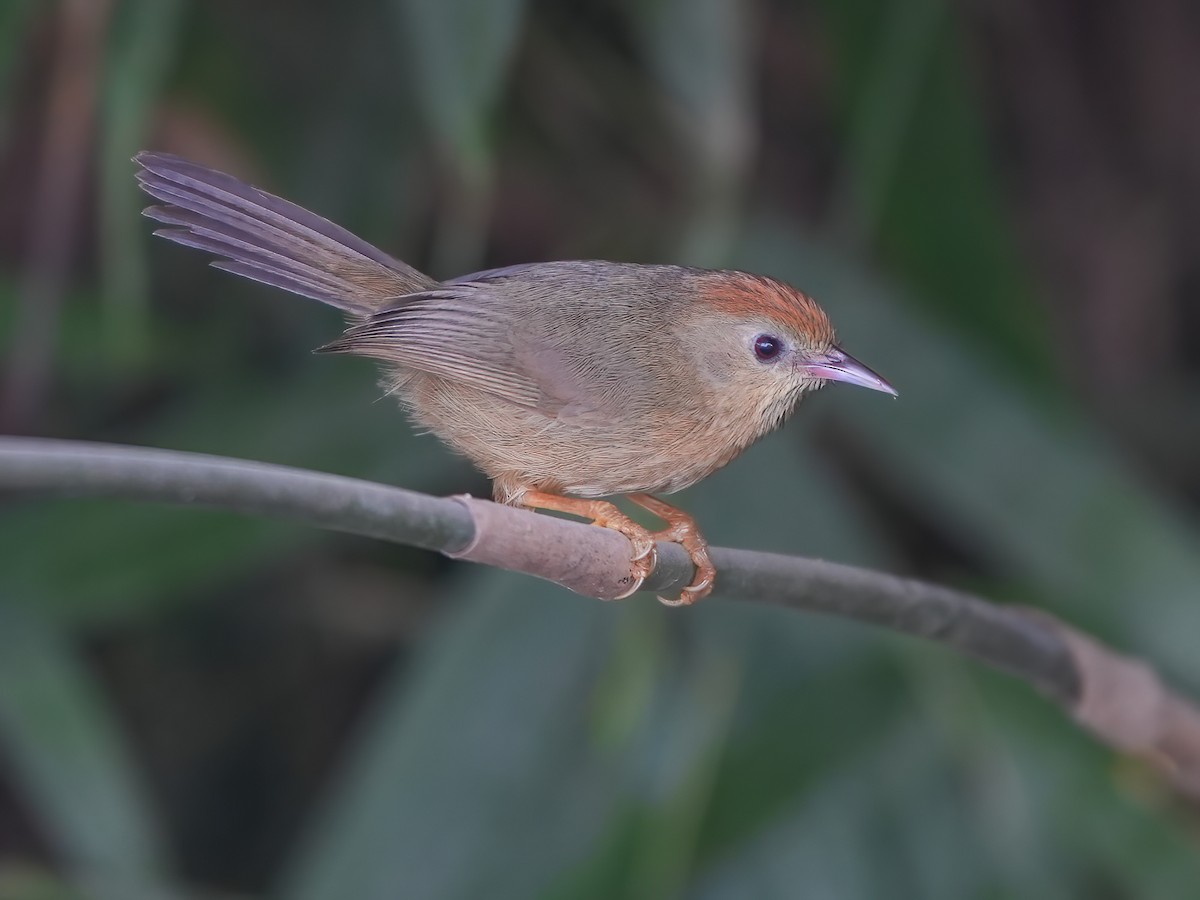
[320,275,628,420]
[318,284,551,410]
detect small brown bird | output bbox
[135,152,895,604]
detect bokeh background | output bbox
[1,0,1199,897]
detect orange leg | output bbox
[628,493,716,606]
[518,490,657,599]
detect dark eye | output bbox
[753,334,784,362]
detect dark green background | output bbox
[1,0,1198,897]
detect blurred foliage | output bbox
[1,0,1199,898]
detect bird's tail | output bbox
[135,151,434,316]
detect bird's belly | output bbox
[397,374,750,498]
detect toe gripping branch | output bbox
[446,495,702,602]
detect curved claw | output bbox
[630,540,656,562]
[657,574,714,606]
[613,572,646,601]
[626,494,717,607]
[614,541,656,599]
[656,592,691,607]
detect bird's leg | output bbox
[517,490,657,599]
[627,493,716,606]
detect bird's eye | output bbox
[753,334,784,362]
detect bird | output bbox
[134,151,895,605]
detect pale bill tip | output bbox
[802,347,897,397]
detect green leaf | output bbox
[827,0,946,249]
[818,0,1051,379]
[391,0,528,161]
[390,0,528,273]
[0,863,88,900]
[0,605,178,899]
[631,0,753,262]
[277,571,626,900]
[0,0,36,152]
[98,0,187,362]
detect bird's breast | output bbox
[394,369,793,498]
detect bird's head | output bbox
[680,270,895,429]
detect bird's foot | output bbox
[582,506,657,599]
[628,494,716,605]
[512,489,714,604]
[517,490,657,599]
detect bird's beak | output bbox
[800,346,897,397]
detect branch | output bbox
[3,436,1199,798]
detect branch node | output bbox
[446,494,638,600]
[1039,613,1200,799]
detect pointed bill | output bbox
[801,346,897,397]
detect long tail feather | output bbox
[135,152,434,315]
